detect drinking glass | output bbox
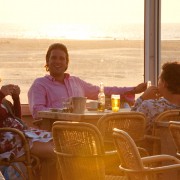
[62,97,72,113]
[111,94,120,112]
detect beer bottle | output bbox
[98,82,105,112]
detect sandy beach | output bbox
[0,38,180,103]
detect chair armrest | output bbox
[141,154,180,164]
[104,147,149,157]
[105,150,117,156]
[120,163,180,174]
[0,128,29,148]
[54,150,105,158]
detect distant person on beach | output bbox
[0,84,58,179]
[132,61,180,134]
[28,43,147,119]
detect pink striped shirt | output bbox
[28,74,134,118]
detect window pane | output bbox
[0,0,144,104]
[161,0,180,66]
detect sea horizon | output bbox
[0,23,180,40]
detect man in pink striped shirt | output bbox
[28,43,147,119]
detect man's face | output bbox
[47,49,68,77]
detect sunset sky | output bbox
[0,0,179,25]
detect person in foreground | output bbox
[132,61,180,134]
[28,43,147,119]
[0,84,58,179]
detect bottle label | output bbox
[98,102,105,112]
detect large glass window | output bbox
[161,0,180,65]
[0,0,144,104]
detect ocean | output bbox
[0,23,180,40]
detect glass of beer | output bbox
[111,94,120,112]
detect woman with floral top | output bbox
[0,84,58,179]
[132,61,180,134]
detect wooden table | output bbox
[36,109,130,131]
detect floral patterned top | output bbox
[131,97,180,134]
[0,91,52,161]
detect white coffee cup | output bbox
[87,100,98,110]
[71,97,87,114]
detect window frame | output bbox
[144,0,161,85]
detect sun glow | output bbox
[0,0,179,40]
[41,24,93,40]
[0,0,146,40]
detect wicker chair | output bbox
[0,128,40,180]
[113,128,180,180]
[52,121,127,180]
[169,121,180,158]
[153,110,180,155]
[97,112,160,156]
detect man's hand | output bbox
[1,84,20,98]
[1,84,15,96]
[134,82,147,94]
[124,82,147,95]
[141,86,161,100]
[12,85,21,98]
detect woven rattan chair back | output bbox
[0,128,40,180]
[52,121,106,180]
[97,112,146,151]
[153,110,180,134]
[169,121,180,157]
[155,110,180,122]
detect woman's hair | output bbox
[45,43,69,71]
[161,61,180,94]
